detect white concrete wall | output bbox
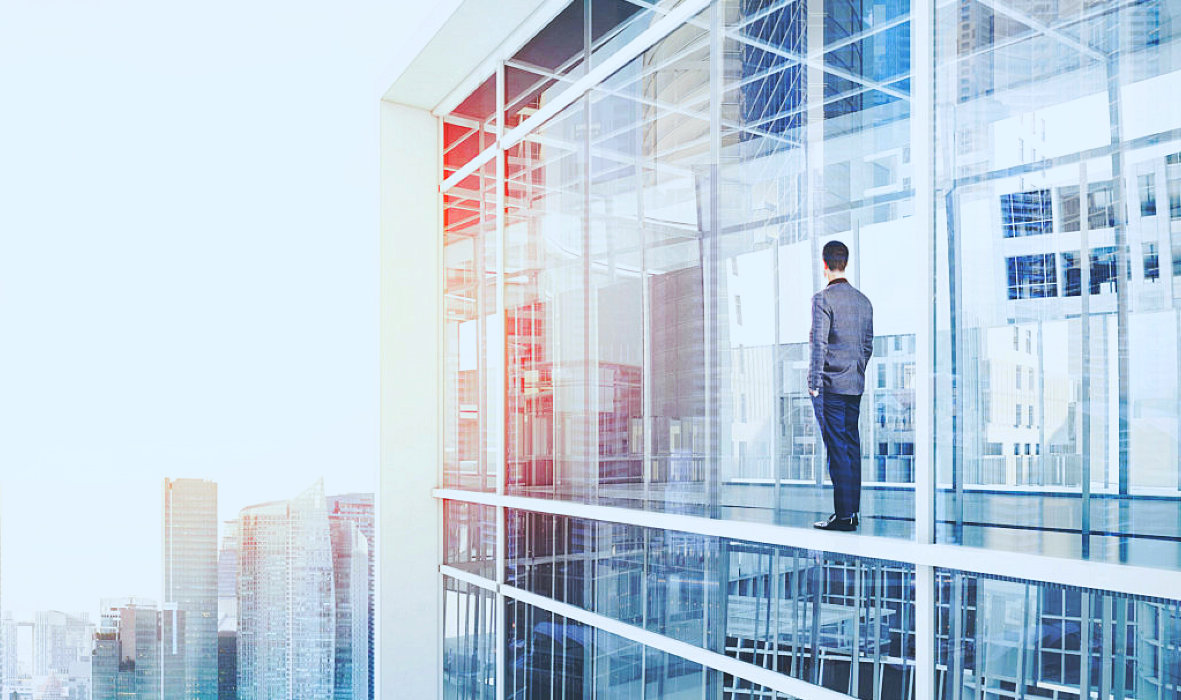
[378,100,440,699]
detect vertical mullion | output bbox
[706,0,722,520]
[437,113,448,700]
[704,6,724,697]
[1081,591,1092,697]
[494,59,507,700]
[1080,162,1093,559]
[640,57,653,507]
[912,0,937,695]
[583,0,596,518]
[850,561,863,695]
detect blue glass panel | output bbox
[443,576,497,700]
[505,509,916,697]
[937,569,1181,698]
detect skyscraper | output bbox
[32,610,93,697]
[91,598,183,700]
[162,478,218,699]
[236,480,334,699]
[329,519,368,700]
[326,493,374,699]
[216,519,237,700]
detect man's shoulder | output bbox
[848,284,871,305]
[836,282,871,305]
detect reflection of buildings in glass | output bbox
[507,300,554,491]
[442,576,495,699]
[236,481,334,699]
[958,148,1181,494]
[506,297,667,494]
[937,0,1181,570]
[504,511,919,696]
[389,0,1181,697]
[162,477,218,700]
[737,0,805,136]
[774,335,916,490]
[937,573,1181,697]
[649,267,707,489]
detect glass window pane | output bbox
[443,576,497,699]
[934,0,1181,566]
[445,75,498,180]
[444,156,498,492]
[505,508,917,697]
[443,500,497,580]
[936,569,1181,698]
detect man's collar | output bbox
[827,277,850,286]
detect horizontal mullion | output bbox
[500,0,714,154]
[439,560,856,698]
[440,144,498,194]
[434,488,1181,602]
[503,583,856,700]
[440,563,498,592]
[726,29,909,102]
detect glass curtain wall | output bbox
[936,571,1181,698]
[432,0,1181,697]
[464,0,922,534]
[933,0,1181,567]
[505,510,918,698]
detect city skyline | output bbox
[1,478,375,699]
[0,474,373,621]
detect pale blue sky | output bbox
[0,0,446,618]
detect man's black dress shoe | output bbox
[813,514,857,531]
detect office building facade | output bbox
[236,480,335,699]
[380,0,1181,697]
[163,478,218,699]
[327,492,375,699]
[216,519,238,700]
[91,599,183,700]
[330,518,370,700]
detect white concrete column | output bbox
[378,99,441,700]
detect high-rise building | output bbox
[216,519,237,700]
[30,610,93,699]
[162,478,218,699]
[381,0,1181,698]
[91,599,182,700]
[216,632,235,700]
[327,493,374,699]
[329,519,368,700]
[236,480,334,699]
[1,614,11,692]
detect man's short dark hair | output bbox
[823,240,849,272]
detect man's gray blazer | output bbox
[808,279,874,396]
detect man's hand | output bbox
[809,388,819,397]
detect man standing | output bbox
[809,240,873,532]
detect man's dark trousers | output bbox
[812,391,861,518]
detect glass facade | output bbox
[936,571,1181,698]
[423,0,1181,697]
[505,510,917,697]
[933,0,1181,567]
[162,478,219,700]
[236,481,336,699]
